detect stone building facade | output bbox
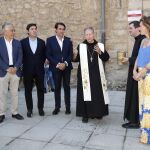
[105,0,150,89]
[0,0,150,90]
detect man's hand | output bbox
[11,67,17,74]
[73,48,78,60]
[6,67,17,74]
[7,67,13,73]
[122,57,129,64]
[73,48,78,56]
[59,63,66,70]
[94,44,101,55]
[56,63,66,70]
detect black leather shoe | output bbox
[96,116,103,120]
[52,108,60,115]
[0,115,5,123]
[27,111,33,118]
[12,114,24,120]
[91,116,103,119]
[82,117,88,123]
[122,122,131,128]
[39,109,45,116]
[65,108,71,115]
[122,122,140,129]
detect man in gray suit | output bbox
[0,22,24,123]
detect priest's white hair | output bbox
[84,27,94,34]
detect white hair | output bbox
[2,22,14,30]
[84,27,94,34]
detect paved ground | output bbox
[0,88,150,150]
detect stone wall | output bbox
[105,0,128,90]
[0,0,101,43]
[0,0,150,90]
[105,0,150,90]
[0,0,101,87]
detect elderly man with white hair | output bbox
[0,22,24,123]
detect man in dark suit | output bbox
[46,22,73,115]
[21,23,46,118]
[0,22,24,123]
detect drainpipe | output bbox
[100,0,106,71]
[100,0,105,44]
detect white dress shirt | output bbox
[56,35,64,51]
[55,36,68,67]
[29,37,37,54]
[4,38,13,65]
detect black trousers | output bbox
[53,69,71,109]
[23,73,44,111]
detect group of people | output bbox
[122,16,150,144]
[0,22,109,124]
[0,15,150,144]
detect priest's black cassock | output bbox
[123,34,145,123]
[74,40,109,118]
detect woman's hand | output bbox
[145,62,150,70]
[133,73,141,81]
[133,70,139,81]
[133,68,147,81]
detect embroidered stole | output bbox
[79,44,92,101]
[79,43,110,104]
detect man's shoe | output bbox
[39,109,45,116]
[27,111,33,118]
[52,108,60,115]
[0,115,5,123]
[96,116,103,120]
[82,117,88,123]
[65,109,71,115]
[126,123,140,129]
[122,122,140,129]
[12,114,24,120]
[122,122,131,128]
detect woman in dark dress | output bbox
[73,27,110,123]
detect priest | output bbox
[73,27,110,123]
[122,21,145,128]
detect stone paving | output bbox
[0,89,150,150]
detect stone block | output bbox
[52,129,91,146]
[2,139,46,150]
